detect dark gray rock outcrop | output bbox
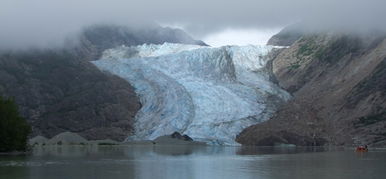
[170,132,193,141]
[153,132,204,145]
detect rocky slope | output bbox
[0,24,205,141]
[237,30,386,146]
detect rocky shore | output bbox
[29,132,205,146]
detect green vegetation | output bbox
[0,96,31,152]
[296,35,319,58]
[314,36,361,63]
[289,36,320,71]
[298,44,315,56]
[288,62,301,70]
[294,35,362,68]
[297,43,317,57]
[354,111,386,128]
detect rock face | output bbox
[93,43,290,144]
[0,24,206,141]
[237,31,386,146]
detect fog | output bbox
[202,28,282,47]
[1,0,385,49]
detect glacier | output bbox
[92,43,290,145]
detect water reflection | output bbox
[236,146,340,155]
[0,145,385,179]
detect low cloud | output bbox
[1,0,385,49]
[202,28,281,47]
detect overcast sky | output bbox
[1,0,385,48]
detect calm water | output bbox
[1,145,386,179]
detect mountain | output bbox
[93,43,290,144]
[237,30,386,146]
[0,24,206,141]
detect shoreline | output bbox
[0,151,31,156]
[2,144,386,157]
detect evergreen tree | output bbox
[0,96,31,152]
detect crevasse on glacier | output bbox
[92,43,290,145]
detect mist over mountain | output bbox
[1,0,386,49]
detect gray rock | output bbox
[153,133,205,145]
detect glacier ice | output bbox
[92,43,290,145]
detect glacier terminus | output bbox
[92,43,290,145]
